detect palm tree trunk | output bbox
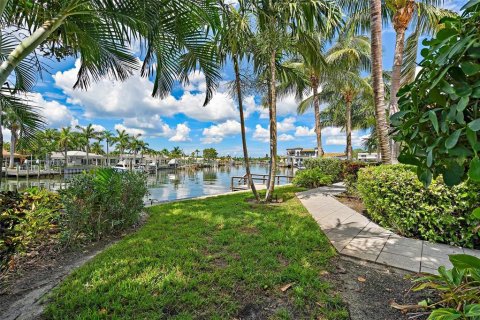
[65,146,68,168]
[0,122,3,188]
[9,131,16,168]
[312,82,324,157]
[370,0,392,164]
[265,49,277,202]
[234,56,259,201]
[106,142,109,167]
[346,100,353,160]
[86,147,89,166]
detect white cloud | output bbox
[201,120,242,144]
[114,124,146,137]
[169,123,191,142]
[279,134,294,141]
[53,60,260,124]
[253,124,270,143]
[259,94,301,119]
[322,127,369,148]
[295,126,315,137]
[277,117,296,132]
[29,93,76,128]
[2,128,11,143]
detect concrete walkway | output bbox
[297,186,480,274]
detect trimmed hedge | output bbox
[293,168,334,188]
[303,158,343,182]
[357,165,480,248]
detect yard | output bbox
[44,186,348,319]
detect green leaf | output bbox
[449,254,480,270]
[445,129,463,149]
[443,162,464,186]
[456,96,469,112]
[472,207,480,219]
[428,308,462,320]
[466,127,478,149]
[462,0,480,11]
[468,157,480,181]
[429,111,439,133]
[468,119,480,131]
[418,168,433,187]
[460,61,480,76]
[427,150,433,167]
[464,304,480,317]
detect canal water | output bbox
[1,164,294,202]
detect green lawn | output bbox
[45,186,347,319]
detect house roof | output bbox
[51,151,105,159]
[2,149,27,158]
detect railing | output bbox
[230,173,294,191]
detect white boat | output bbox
[112,160,143,172]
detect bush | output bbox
[342,161,369,196]
[357,165,480,248]
[293,168,334,188]
[0,188,62,271]
[60,168,148,245]
[303,158,343,182]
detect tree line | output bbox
[0,0,456,201]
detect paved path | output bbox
[297,186,480,274]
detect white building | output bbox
[50,151,105,166]
[286,147,318,167]
[357,152,379,162]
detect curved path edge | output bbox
[296,185,480,275]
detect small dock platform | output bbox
[231,173,294,191]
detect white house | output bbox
[286,147,318,167]
[50,151,105,166]
[357,152,379,162]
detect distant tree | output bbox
[76,124,99,166]
[58,127,74,168]
[203,148,218,160]
[170,146,183,158]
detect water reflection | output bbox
[1,164,294,202]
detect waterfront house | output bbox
[50,151,105,167]
[286,147,318,167]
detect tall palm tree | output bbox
[279,33,327,157]
[102,130,115,166]
[217,1,259,201]
[58,127,73,168]
[370,0,392,163]
[319,75,374,159]
[115,129,130,161]
[76,124,99,166]
[252,0,342,202]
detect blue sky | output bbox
[8,0,465,157]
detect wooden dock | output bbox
[231,173,294,191]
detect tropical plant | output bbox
[303,158,344,182]
[170,146,183,158]
[369,0,392,163]
[251,0,342,202]
[90,141,104,156]
[58,127,73,168]
[391,2,480,187]
[1,94,45,168]
[203,147,218,160]
[76,124,99,166]
[217,1,260,201]
[293,168,334,188]
[412,254,480,319]
[102,130,115,166]
[115,129,130,161]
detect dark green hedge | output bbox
[357,165,480,248]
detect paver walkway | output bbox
[297,185,480,274]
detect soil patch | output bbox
[335,194,366,214]
[329,256,434,320]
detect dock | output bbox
[230,173,294,191]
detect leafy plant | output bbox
[293,168,334,188]
[0,191,25,270]
[303,158,343,182]
[357,165,480,248]
[60,168,148,245]
[342,161,370,196]
[391,2,480,187]
[412,254,480,319]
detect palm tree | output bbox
[279,34,327,157]
[217,1,260,201]
[2,96,44,168]
[170,147,183,159]
[370,0,392,163]
[90,142,104,156]
[252,0,342,202]
[76,124,99,166]
[195,149,200,159]
[58,127,73,168]
[319,75,374,159]
[102,130,115,166]
[115,129,130,161]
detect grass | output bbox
[44,186,348,319]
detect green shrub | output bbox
[412,254,480,319]
[342,161,369,196]
[293,168,334,188]
[0,188,62,271]
[357,165,480,248]
[303,158,343,182]
[60,168,148,245]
